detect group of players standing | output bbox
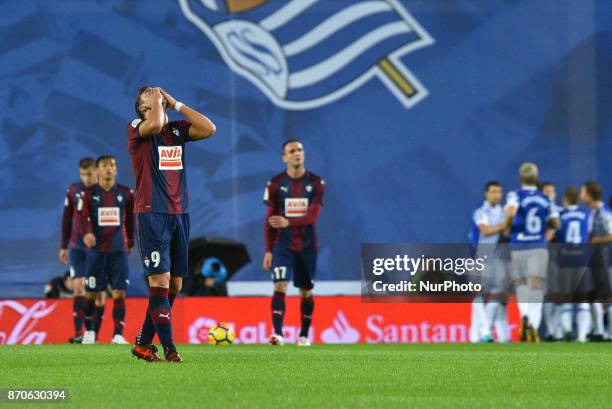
[60,155,134,345]
[60,87,323,361]
[470,163,612,342]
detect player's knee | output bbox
[530,277,543,289]
[112,290,125,299]
[517,277,527,286]
[274,281,288,293]
[299,288,312,299]
[95,292,106,306]
[170,277,183,295]
[73,278,86,296]
[148,272,171,288]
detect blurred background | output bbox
[1,0,611,298]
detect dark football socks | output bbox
[148,287,176,354]
[73,296,86,336]
[271,291,286,335]
[300,296,314,338]
[112,298,126,336]
[84,298,95,331]
[92,305,105,335]
[137,291,177,345]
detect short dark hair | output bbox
[282,139,301,153]
[583,181,602,201]
[564,186,579,205]
[79,157,95,169]
[485,180,501,191]
[541,181,554,189]
[135,86,151,119]
[134,85,151,120]
[96,155,116,167]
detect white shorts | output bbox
[484,258,512,294]
[511,248,549,280]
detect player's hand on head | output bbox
[58,249,68,265]
[158,88,176,109]
[268,216,289,228]
[145,87,163,104]
[84,233,96,248]
[262,251,273,271]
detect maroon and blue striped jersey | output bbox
[264,171,325,252]
[61,182,91,250]
[127,119,193,214]
[80,184,134,253]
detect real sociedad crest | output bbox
[179,0,434,110]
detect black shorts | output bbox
[85,251,129,291]
[271,246,317,290]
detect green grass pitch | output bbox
[0,344,610,409]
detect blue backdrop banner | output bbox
[1,0,610,297]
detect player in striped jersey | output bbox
[263,140,325,346]
[468,181,510,342]
[128,87,216,362]
[80,155,134,344]
[580,181,612,341]
[60,157,97,344]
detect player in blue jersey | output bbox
[580,181,612,341]
[505,163,559,342]
[468,181,511,342]
[80,155,134,344]
[128,87,216,362]
[552,187,593,342]
[263,140,325,346]
[60,157,97,344]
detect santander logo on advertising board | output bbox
[0,300,56,345]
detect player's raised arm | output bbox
[159,88,216,140]
[135,87,166,138]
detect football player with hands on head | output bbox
[128,86,216,362]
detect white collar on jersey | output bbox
[520,185,538,191]
[482,200,501,210]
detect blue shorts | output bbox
[271,246,317,290]
[85,251,130,292]
[69,248,88,279]
[136,213,190,277]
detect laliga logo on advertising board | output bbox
[189,317,220,343]
[0,301,57,345]
[179,0,434,110]
[189,316,312,344]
